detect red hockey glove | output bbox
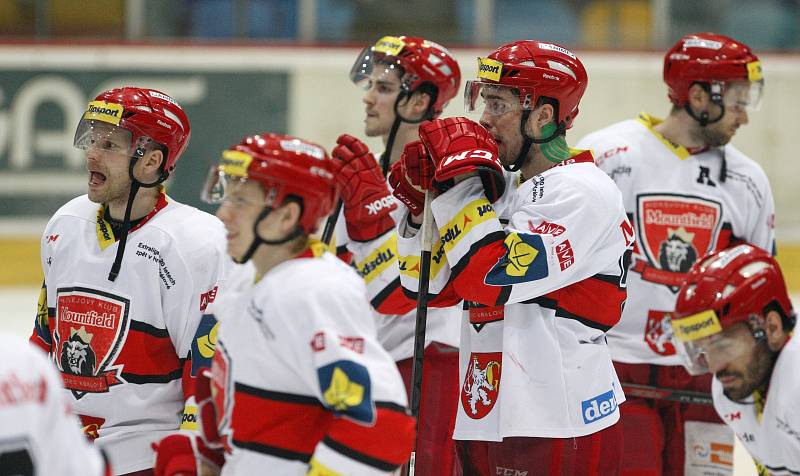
[196,369,221,446]
[418,117,506,203]
[153,433,223,476]
[331,134,397,242]
[388,140,432,216]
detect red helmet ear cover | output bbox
[93,87,191,174]
[663,32,761,107]
[483,40,588,129]
[234,133,336,235]
[673,244,793,329]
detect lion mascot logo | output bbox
[60,326,97,376]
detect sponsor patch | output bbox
[83,101,123,125]
[683,38,723,50]
[180,405,199,431]
[54,287,130,398]
[318,361,374,424]
[439,199,497,255]
[461,352,502,419]
[528,220,566,236]
[581,389,618,424]
[555,239,574,271]
[279,139,325,159]
[219,150,253,177]
[191,314,219,375]
[374,35,405,56]
[485,233,549,285]
[671,310,722,342]
[747,61,763,82]
[148,90,179,105]
[78,414,106,440]
[645,310,676,355]
[199,286,218,312]
[636,194,722,291]
[537,42,577,59]
[477,57,503,82]
[356,235,397,284]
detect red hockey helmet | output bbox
[670,244,793,375]
[202,133,336,235]
[350,35,461,116]
[465,40,588,130]
[664,33,764,111]
[73,87,191,176]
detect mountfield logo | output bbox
[581,389,618,424]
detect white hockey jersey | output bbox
[397,151,633,441]
[333,154,460,361]
[30,193,230,474]
[577,114,775,365]
[712,336,800,476]
[0,333,109,476]
[210,242,415,475]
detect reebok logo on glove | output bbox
[441,149,498,168]
[365,195,395,215]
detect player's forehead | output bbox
[480,84,517,101]
[86,121,130,140]
[368,65,403,85]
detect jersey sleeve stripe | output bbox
[370,278,415,315]
[231,438,312,463]
[128,319,170,338]
[115,325,181,377]
[120,368,182,384]
[231,382,330,458]
[321,436,402,472]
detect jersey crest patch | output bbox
[318,360,374,425]
[485,233,549,285]
[644,310,676,356]
[78,414,106,440]
[635,194,722,291]
[191,314,219,375]
[53,287,130,399]
[461,352,502,419]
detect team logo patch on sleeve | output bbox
[317,360,374,424]
[77,414,106,440]
[191,314,219,375]
[485,233,549,285]
[53,287,130,399]
[461,352,502,419]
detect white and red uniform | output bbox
[577,113,776,475]
[712,336,800,476]
[30,192,229,474]
[210,242,415,475]
[397,150,632,442]
[0,333,110,476]
[333,154,461,476]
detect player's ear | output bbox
[687,83,711,110]
[764,309,789,352]
[279,200,303,233]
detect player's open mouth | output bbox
[89,171,107,186]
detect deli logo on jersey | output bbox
[555,239,574,271]
[462,352,502,419]
[78,414,106,440]
[199,286,218,311]
[528,220,566,236]
[53,287,130,399]
[318,360,375,424]
[485,233,549,285]
[636,194,722,291]
[581,389,618,424]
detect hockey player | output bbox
[576,33,774,475]
[671,244,798,475]
[29,87,230,475]
[391,40,632,474]
[0,333,111,476]
[155,133,415,475]
[332,35,462,475]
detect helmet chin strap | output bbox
[236,207,303,265]
[380,90,437,175]
[685,82,726,127]
[504,110,566,172]
[107,144,171,282]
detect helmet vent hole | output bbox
[162,109,184,131]
[739,261,769,278]
[721,303,732,316]
[722,284,736,299]
[547,60,576,79]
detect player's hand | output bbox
[388,140,432,216]
[331,134,397,242]
[418,117,506,202]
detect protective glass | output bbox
[464,80,527,118]
[73,119,133,156]
[670,310,752,375]
[350,45,409,93]
[723,80,764,112]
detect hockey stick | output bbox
[621,383,713,406]
[406,191,434,476]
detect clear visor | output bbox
[723,80,764,112]
[464,80,528,119]
[671,312,752,376]
[349,46,409,92]
[201,165,272,209]
[73,119,133,155]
